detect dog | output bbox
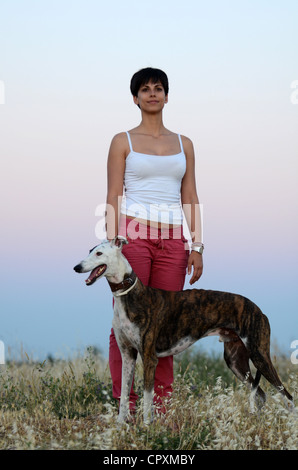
[74,236,294,423]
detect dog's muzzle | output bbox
[73,263,107,286]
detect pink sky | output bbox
[0,1,297,359]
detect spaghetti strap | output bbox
[126,131,133,152]
[178,134,184,153]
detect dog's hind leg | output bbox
[223,334,266,410]
[118,347,138,423]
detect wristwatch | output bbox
[191,244,204,255]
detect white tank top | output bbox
[121,131,186,224]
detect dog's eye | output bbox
[96,252,102,256]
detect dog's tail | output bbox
[244,304,293,406]
[249,322,294,406]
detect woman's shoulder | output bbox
[180,134,194,155]
[111,131,128,143]
[109,132,130,152]
[180,134,193,145]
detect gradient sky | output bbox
[0,0,297,361]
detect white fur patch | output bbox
[157,336,195,357]
[113,299,141,350]
[143,389,154,424]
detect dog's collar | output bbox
[108,271,138,297]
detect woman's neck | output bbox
[137,113,168,138]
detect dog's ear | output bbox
[111,236,128,249]
[89,245,99,254]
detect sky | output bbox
[0,0,297,362]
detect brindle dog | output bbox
[74,236,294,423]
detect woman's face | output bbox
[133,80,168,111]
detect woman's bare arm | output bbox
[181,136,203,284]
[106,133,127,240]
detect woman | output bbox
[106,67,203,414]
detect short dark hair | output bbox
[130,67,169,97]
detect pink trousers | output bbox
[109,217,189,412]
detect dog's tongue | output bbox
[85,265,106,285]
[85,268,98,285]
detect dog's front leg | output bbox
[142,354,158,424]
[143,388,154,425]
[118,347,137,423]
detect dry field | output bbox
[0,347,297,450]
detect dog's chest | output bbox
[113,301,141,350]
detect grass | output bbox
[0,346,297,450]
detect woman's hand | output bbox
[187,251,203,285]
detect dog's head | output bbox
[73,236,128,286]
